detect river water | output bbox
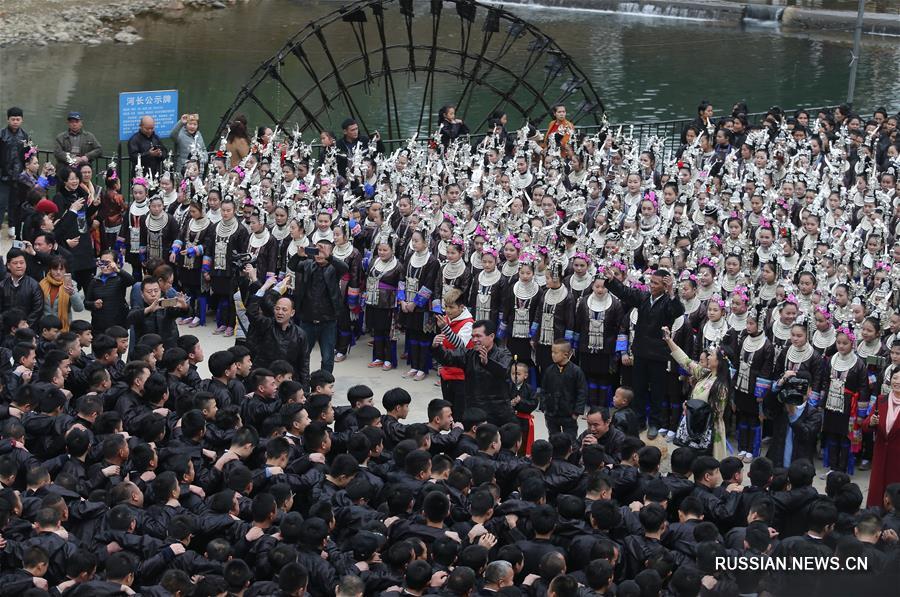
[1,0,898,151]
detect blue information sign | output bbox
[118,90,179,142]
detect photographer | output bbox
[127,275,188,349]
[766,370,822,468]
[289,238,348,373]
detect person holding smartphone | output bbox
[127,276,189,349]
[53,169,98,291]
[84,250,134,336]
[288,238,349,373]
[39,255,84,332]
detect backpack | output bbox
[674,399,713,450]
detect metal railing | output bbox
[39,105,835,192]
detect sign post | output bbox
[118,90,179,142]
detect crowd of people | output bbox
[0,97,898,596]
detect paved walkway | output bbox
[1,235,869,498]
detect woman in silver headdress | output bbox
[467,246,504,324]
[364,230,403,371]
[774,322,823,403]
[467,228,487,277]
[730,307,774,462]
[819,327,868,474]
[333,220,363,363]
[435,237,472,313]
[390,195,414,254]
[119,178,150,274]
[532,261,574,379]
[811,305,838,359]
[501,256,541,381]
[573,274,624,409]
[141,195,179,264]
[205,198,249,337]
[565,253,593,303]
[756,261,781,322]
[499,236,522,286]
[767,298,799,367]
[269,206,293,276]
[398,228,440,381]
[171,200,211,328]
[697,298,728,356]
[432,220,454,265]
[244,211,278,278]
[856,315,890,472]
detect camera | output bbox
[777,375,809,407]
[232,252,253,269]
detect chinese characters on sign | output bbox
[118,90,179,141]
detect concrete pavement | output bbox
[1,235,869,498]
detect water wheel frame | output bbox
[213,0,605,143]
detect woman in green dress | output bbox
[662,325,733,459]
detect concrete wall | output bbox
[491,0,746,24]
[493,1,900,35]
[781,6,900,36]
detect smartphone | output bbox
[159,298,178,308]
[304,246,320,256]
[63,273,73,285]
[11,240,23,249]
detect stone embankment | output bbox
[0,0,247,47]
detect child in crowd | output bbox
[611,386,641,437]
[509,361,538,455]
[540,339,588,443]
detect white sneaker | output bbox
[665,431,675,442]
[658,428,669,437]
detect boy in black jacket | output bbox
[611,387,641,437]
[540,340,588,443]
[509,361,538,455]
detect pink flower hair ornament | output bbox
[573,252,592,263]
[698,257,717,270]
[504,235,522,250]
[836,326,855,342]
